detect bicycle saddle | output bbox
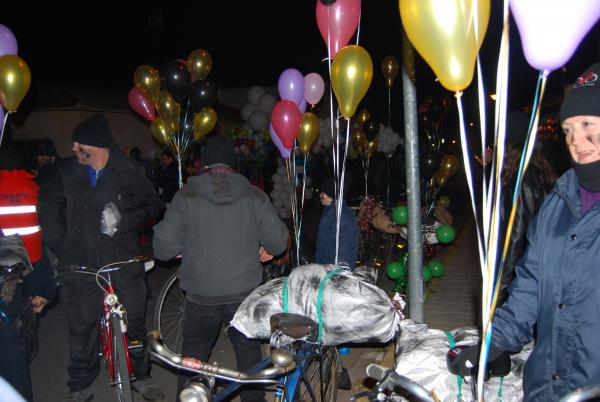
[270,313,318,342]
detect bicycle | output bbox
[148,312,340,402]
[57,256,153,402]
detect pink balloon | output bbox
[315,0,361,59]
[510,0,600,72]
[128,87,156,121]
[304,73,325,105]
[269,124,291,159]
[271,100,302,149]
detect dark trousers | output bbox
[177,302,265,402]
[0,323,33,401]
[61,268,147,392]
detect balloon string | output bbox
[389,88,393,128]
[356,6,362,45]
[285,158,300,267]
[334,122,351,266]
[296,154,309,265]
[0,111,9,147]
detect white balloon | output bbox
[241,103,259,122]
[257,93,277,114]
[269,190,278,200]
[247,86,266,104]
[273,181,285,191]
[248,110,269,132]
[273,198,283,209]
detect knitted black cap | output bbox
[320,175,352,200]
[71,114,113,148]
[202,136,236,167]
[560,62,600,122]
[32,140,57,157]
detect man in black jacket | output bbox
[153,136,289,402]
[38,114,164,402]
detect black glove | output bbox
[446,344,511,380]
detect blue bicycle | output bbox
[147,312,340,402]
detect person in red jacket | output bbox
[0,143,57,402]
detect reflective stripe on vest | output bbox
[2,225,42,236]
[0,205,37,215]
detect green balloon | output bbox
[428,259,445,277]
[386,261,406,280]
[436,224,455,244]
[438,195,451,208]
[392,205,408,225]
[422,265,432,282]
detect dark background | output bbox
[4,0,600,132]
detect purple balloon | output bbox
[270,124,291,159]
[278,68,305,106]
[0,24,18,57]
[299,99,307,113]
[510,0,600,72]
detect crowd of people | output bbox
[2,61,600,402]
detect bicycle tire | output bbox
[110,314,134,402]
[153,270,186,354]
[294,346,339,402]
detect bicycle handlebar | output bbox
[558,385,600,402]
[146,330,296,384]
[365,363,438,402]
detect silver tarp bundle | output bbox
[0,235,33,273]
[395,320,532,401]
[231,264,399,346]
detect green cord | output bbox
[446,332,505,401]
[316,268,343,343]
[446,331,463,401]
[283,278,289,313]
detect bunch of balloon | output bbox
[419,96,451,154]
[129,49,218,188]
[381,55,399,128]
[0,24,31,146]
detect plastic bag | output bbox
[394,319,532,402]
[231,264,399,346]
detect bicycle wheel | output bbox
[294,346,339,402]
[110,314,134,402]
[153,270,186,354]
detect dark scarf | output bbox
[572,158,600,192]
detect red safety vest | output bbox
[0,170,42,263]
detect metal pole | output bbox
[401,30,424,323]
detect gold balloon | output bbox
[364,138,379,159]
[298,112,320,155]
[355,108,371,126]
[157,90,180,132]
[0,55,31,112]
[438,154,459,178]
[150,117,171,145]
[187,49,212,81]
[134,65,160,105]
[331,45,373,118]
[399,0,490,91]
[193,107,217,140]
[351,127,367,153]
[381,55,399,88]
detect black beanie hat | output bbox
[320,175,352,200]
[560,62,600,122]
[32,139,58,157]
[71,114,113,148]
[202,136,236,167]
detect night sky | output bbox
[4,1,600,129]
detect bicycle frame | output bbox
[98,277,133,384]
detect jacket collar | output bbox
[554,168,584,218]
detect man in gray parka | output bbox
[152,136,288,402]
